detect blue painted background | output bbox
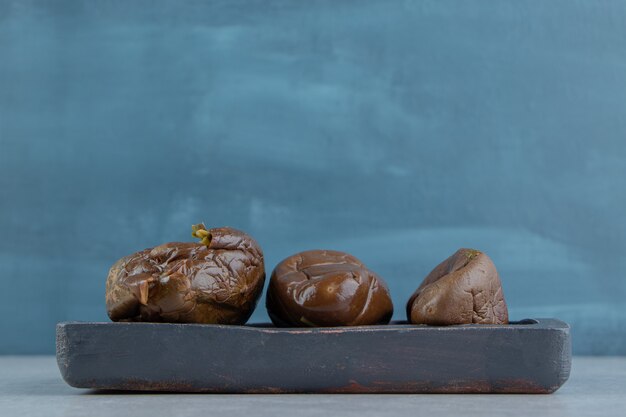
[1,0,625,354]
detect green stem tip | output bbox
[191,223,212,247]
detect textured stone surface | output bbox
[3,0,626,355]
[1,356,625,417]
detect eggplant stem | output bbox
[191,223,212,247]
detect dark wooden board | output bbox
[56,319,570,394]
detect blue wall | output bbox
[1,0,625,354]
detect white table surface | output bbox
[0,356,624,417]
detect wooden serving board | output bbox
[56,319,570,394]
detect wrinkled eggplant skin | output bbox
[406,248,509,326]
[266,250,394,327]
[105,227,265,325]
